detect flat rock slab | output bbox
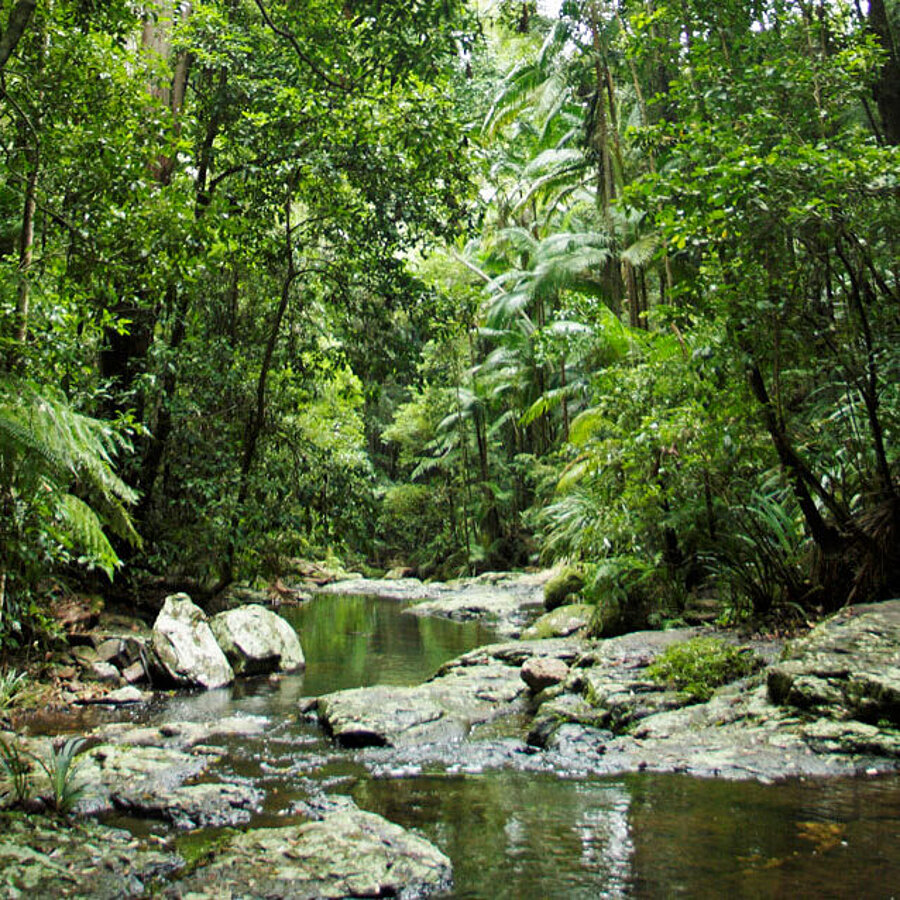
[166,805,451,899]
[767,600,900,722]
[6,717,268,828]
[543,682,900,781]
[91,714,268,750]
[526,608,900,781]
[318,639,583,747]
[316,570,553,638]
[77,742,262,827]
[0,813,182,898]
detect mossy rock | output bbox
[591,595,626,637]
[543,567,585,611]
[523,604,593,639]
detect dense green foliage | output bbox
[0,0,897,645]
[386,0,899,623]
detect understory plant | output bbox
[0,737,32,807]
[35,736,89,815]
[0,668,27,709]
[0,736,89,815]
[647,637,761,702]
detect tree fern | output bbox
[55,495,120,579]
[0,376,140,582]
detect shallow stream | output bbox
[68,594,900,896]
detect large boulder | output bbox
[210,604,305,676]
[151,594,234,689]
[522,603,593,639]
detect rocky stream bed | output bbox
[2,572,900,897]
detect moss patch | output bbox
[647,636,761,702]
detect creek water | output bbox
[117,594,900,896]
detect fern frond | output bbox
[56,494,120,579]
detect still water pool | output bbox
[134,594,900,897]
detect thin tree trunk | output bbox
[225,186,298,582]
[137,68,227,513]
[747,362,841,552]
[13,138,37,353]
[834,237,896,501]
[868,0,900,144]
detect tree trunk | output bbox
[12,135,37,362]
[868,0,900,144]
[747,362,841,553]
[0,0,36,71]
[137,67,227,513]
[224,186,298,582]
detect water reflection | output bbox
[353,771,900,899]
[353,774,639,899]
[626,774,900,898]
[278,594,496,695]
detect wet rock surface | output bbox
[4,716,269,828]
[166,800,452,899]
[523,605,900,780]
[317,638,582,747]
[316,570,552,638]
[766,601,900,722]
[328,605,900,783]
[0,812,182,898]
[6,585,900,898]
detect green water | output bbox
[279,593,495,694]
[354,772,900,898]
[116,594,900,897]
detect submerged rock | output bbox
[211,604,305,675]
[167,802,452,899]
[151,594,234,689]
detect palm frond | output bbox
[621,233,659,268]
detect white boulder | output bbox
[211,604,305,675]
[151,594,234,689]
